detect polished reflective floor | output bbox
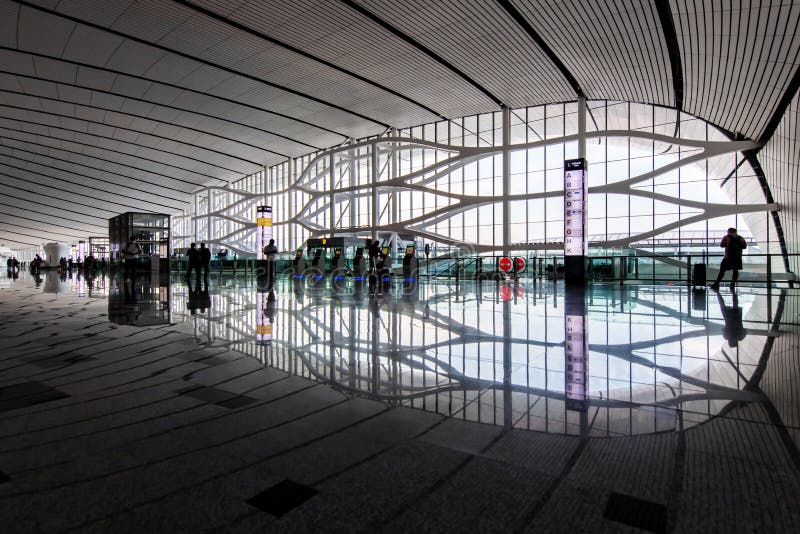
[1,268,799,532]
[120,271,784,436]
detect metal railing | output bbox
[419,253,797,286]
[166,252,797,286]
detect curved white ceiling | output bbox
[0,0,798,248]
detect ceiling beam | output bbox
[339,0,504,108]
[174,0,445,120]
[15,0,392,129]
[653,0,684,111]
[496,0,584,98]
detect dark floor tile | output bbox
[217,395,259,409]
[0,381,70,413]
[246,479,318,517]
[177,385,237,404]
[0,381,55,401]
[0,470,10,483]
[603,492,667,534]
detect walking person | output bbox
[185,242,200,281]
[122,236,142,281]
[710,227,747,291]
[198,243,211,286]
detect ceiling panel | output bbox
[350,0,575,108]
[673,0,800,140]
[511,0,673,107]
[1,0,799,250]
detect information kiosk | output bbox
[331,246,345,280]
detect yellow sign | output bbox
[257,217,272,227]
[256,325,273,335]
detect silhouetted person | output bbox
[198,243,211,285]
[263,238,278,283]
[266,290,276,322]
[122,236,142,281]
[368,240,380,272]
[185,242,200,281]
[710,228,747,291]
[717,290,746,347]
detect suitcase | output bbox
[692,263,707,288]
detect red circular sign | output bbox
[500,285,513,301]
[514,257,526,273]
[498,256,513,272]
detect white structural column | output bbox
[578,96,586,159]
[502,106,511,257]
[372,141,379,242]
[329,152,336,237]
[287,158,294,251]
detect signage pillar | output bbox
[564,158,587,285]
[256,205,273,259]
[256,205,273,284]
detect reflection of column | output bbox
[503,295,513,430]
[565,287,588,412]
[371,297,380,395]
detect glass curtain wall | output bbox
[174,100,783,271]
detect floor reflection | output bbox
[164,275,787,437]
[5,270,791,437]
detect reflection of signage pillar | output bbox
[256,290,273,347]
[565,287,588,412]
[564,158,587,285]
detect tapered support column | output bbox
[502,106,511,257]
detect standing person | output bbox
[368,240,380,272]
[710,227,747,291]
[198,242,211,285]
[185,243,200,281]
[122,236,142,281]
[263,238,278,283]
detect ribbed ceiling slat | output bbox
[510,0,673,107]
[0,0,799,250]
[190,0,498,119]
[672,0,800,140]
[350,0,575,107]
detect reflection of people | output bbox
[266,290,276,322]
[710,228,747,291]
[716,291,746,347]
[122,236,142,281]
